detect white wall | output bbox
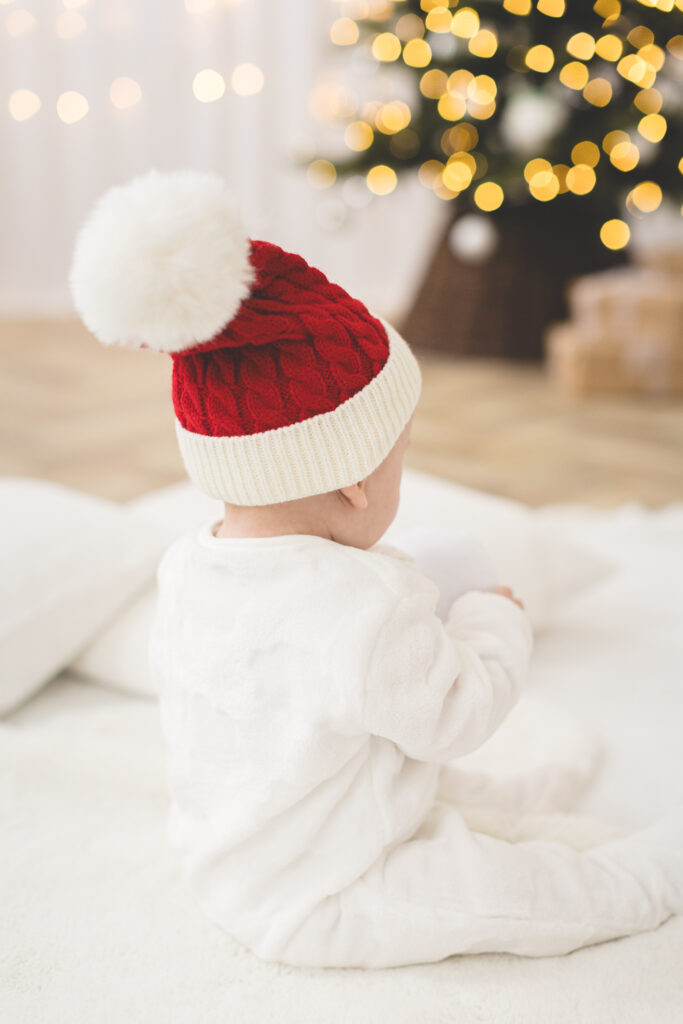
[0,0,446,320]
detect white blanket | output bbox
[2,504,682,1023]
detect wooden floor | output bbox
[1,318,682,507]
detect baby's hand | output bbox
[491,585,525,610]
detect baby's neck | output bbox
[214,498,335,540]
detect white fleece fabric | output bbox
[149,522,683,968]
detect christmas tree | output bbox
[312,0,683,254]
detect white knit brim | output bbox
[174,317,422,505]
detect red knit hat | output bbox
[70,170,421,505]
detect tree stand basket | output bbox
[399,196,629,361]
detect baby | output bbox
[71,170,682,969]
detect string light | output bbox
[55,10,86,38]
[56,91,89,124]
[109,77,142,110]
[331,17,359,45]
[6,8,35,36]
[185,0,216,12]
[192,68,225,103]
[231,63,264,95]
[8,88,41,121]
[317,0,681,232]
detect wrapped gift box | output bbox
[567,268,683,343]
[546,323,683,396]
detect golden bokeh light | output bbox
[638,43,665,70]
[366,164,398,195]
[559,61,589,89]
[375,100,411,134]
[56,91,89,124]
[331,18,359,46]
[503,0,531,11]
[8,89,41,122]
[634,87,662,113]
[425,5,453,31]
[438,93,467,120]
[617,54,656,88]
[628,25,654,47]
[571,141,600,167]
[474,181,504,210]
[594,34,623,60]
[566,164,596,194]
[603,130,629,153]
[583,78,612,106]
[448,69,474,94]
[451,7,480,38]
[420,69,448,98]
[403,38,432,66]
[524,157,552,182]
[628,181,662,212]
[372,32,401,61]
[638,113,667,142]
[553,163,570,193]
[525,45,555,72]
[468,74,497,103]
[231,63,264,96]
[600,219,630,250]
[529,171,560,201]
[610,141,640,171]
[567,32,595,60]
[344,120,374,151]
[469,29,498,57]
[307,159,337,189]
[418,159,444,188]
[396,13,425,41]
[538,0,565,16]
[109,77,142,110]
[667,34,683,58]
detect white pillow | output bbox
[70,469,612,697]
[0,477,164,715]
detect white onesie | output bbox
[149,520,683,968]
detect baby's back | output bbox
[149,522,439,950]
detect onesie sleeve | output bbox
[362,585,533,763]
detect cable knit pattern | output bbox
[172,240,390,437]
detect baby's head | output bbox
[217,414,413,550]
[69,170,422,544]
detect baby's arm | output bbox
[363,582,533,762]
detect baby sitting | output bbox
[70,170,683,968]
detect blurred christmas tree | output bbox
[312,0,683,358]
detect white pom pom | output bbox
[69,169,254,353]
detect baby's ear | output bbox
[338,481,369,511]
